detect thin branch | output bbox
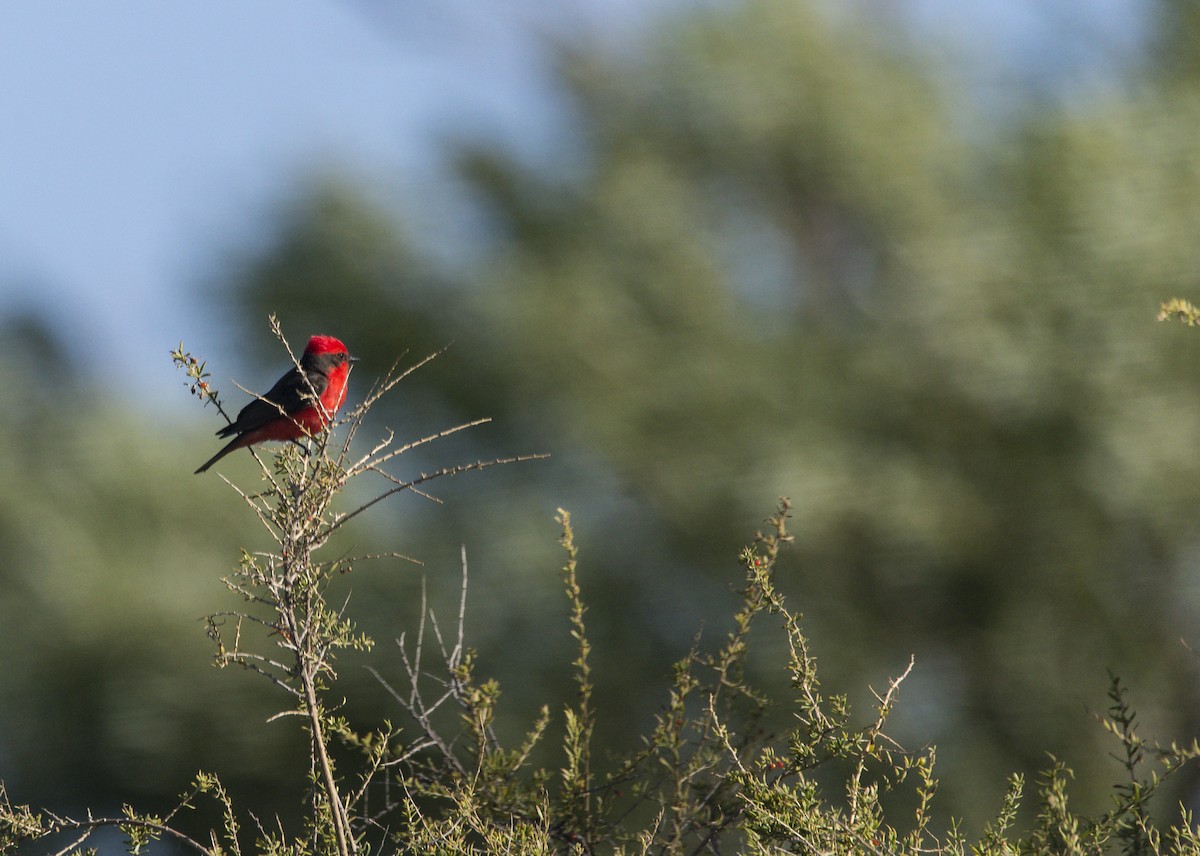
[321,454,549,538]
[358,466,445,505]
[50,829,92,856]
[217,473,281,538]
[343,551,424,567]
[39,816,215,856]
[345,418,494,477]
[216,655,301,697]
[347,344,450,417]
[455,545,469,668]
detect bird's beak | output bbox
[348,355,360,364]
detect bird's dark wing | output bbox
[216,366,330,438]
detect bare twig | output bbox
[40,815,215,856]
[321,454,549,540]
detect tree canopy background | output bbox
[4,0,1200,838]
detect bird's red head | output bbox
[304,334,350,356]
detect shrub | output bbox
[2,322,1198,854]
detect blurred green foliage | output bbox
[5,0,1200,840]
[0,315,311,824]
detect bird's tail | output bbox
[194,435,247,474]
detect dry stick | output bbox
[219,473,283,538]
[322,455,549,540]
[394,578,465,765]
[210,629,301,695]
[368,662,468,775]
[284,576,354,855]
[51,829,92,856]
[368,560,483,775]
[454,546,468,666]
[327,347,435,468]
[328,347,442,471]
[335,389,386,470]
[848,657,915,828]
[303,665,355,856]
[345,418,493,476]
[342,550,423,567]
[414,576,429,700]
[41,816,214,856]
[350,345,448,416]
[264,444,356,856]
[358,467,444,506]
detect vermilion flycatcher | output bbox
[195,335,356,474]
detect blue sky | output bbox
[0,0,1147,400]
[0,0,584,396]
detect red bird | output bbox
[195,335,356,474]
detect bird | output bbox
[195,334,356,474]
